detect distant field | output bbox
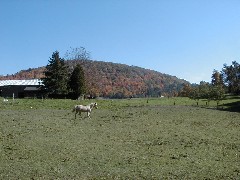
[0,97,239,179]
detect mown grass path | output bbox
[0,98,239,179]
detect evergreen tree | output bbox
[42,51,69,95]
[69,64,86,98]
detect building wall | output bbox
[0,85,41,98]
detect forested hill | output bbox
[0,60,189,98]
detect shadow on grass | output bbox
[225,95,240,100]
[219,101,240,113]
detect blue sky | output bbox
[0,0,239,83]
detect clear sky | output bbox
[0,0,239,83]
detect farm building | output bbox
[0,79,43,98]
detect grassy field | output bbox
[0,97,239,179]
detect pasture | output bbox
[0,97,239,179]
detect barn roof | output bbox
[0,79,43,86]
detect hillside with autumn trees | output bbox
[0,59,189,98]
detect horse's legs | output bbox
[75,110,79,119]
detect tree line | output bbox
[180,61,240,102]
[41,48,239,100]
[41,48,188,99]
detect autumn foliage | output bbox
[0,60,188,98]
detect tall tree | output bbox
[69,64,86,98]
[65,47,90,61]
[65,47,94,95]
[211,69,225,100]
[42,51,69,95]
[222,61,240,95]
[211,70,224,86]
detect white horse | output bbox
[72,102,98,119]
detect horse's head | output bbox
[93,102,98,109]
[90,102,98,109]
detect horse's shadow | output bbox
[70,115,91,125]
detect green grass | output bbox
[0,97,239,179]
